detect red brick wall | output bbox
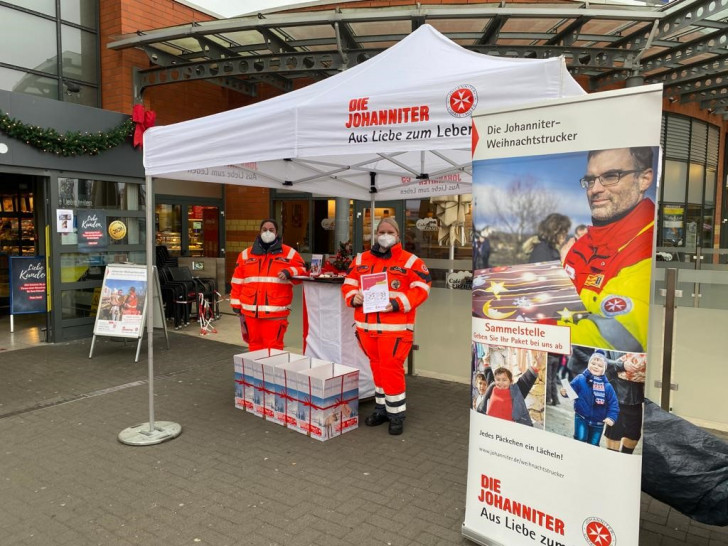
[223,186,271,284]
[100,0,278,283]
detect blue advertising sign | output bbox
[77,209,108,252]
[9,256,47,315]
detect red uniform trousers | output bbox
[357,330,412,417]
[246,316,288,351]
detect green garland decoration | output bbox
[0,110,134,157]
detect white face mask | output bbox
[260,230,276,244]
[377,233,397,249]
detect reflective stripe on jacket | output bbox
[230,238,307,319]
[562,198,654,351]
[342,242,431,335]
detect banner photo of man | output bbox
[463,85,662,546]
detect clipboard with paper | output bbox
[361,272,389,314]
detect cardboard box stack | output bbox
[233,349,286,413]
[299,361,359,441]
[257,353,310,426]
[233,351,359,441]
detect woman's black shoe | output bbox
[365,412,388,427]
[388,417,404,435]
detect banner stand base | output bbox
[118,421,182,446]
[462,524,505,546]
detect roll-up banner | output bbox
[463,85,662,546]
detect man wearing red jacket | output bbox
[230,219,307,351]
[562,147,655,352]
[342,218,431,435]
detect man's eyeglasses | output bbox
[579,169,643,190]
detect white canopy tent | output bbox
[143,24,584,200]
[128,24,585,444]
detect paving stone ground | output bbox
[0,333,725,545]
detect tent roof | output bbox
[144,24,585,200]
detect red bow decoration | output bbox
[132,104,156,148]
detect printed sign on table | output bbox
[9,256,46,315]
[463,85,662,546]
[310,254,323,277]
[361,272,389,313]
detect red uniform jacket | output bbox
[230,238,307,319]
[342,243,431,336]
[562,198,655,351]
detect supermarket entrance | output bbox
[0,173,48,341]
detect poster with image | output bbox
[463,85,662,546]
[56,209,73,233]
[78,209,108,252]
[92,264,148,338]
[9,256,47,315]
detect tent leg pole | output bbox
[118,175,182,446]
[370,193,376,246]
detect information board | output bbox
[9,256,47,315]
[92,264,148,339]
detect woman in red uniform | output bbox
[342,218,431,435]
[230,219,307,351]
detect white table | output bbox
[300,278,374,398]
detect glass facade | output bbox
[0,1,99,106]
[155,201,222,258]
[57,178,145,320]
[659,114,719,252]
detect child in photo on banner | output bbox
[472,373,488,410]
[475,358,541,427]
[561,349,619,446]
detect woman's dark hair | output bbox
[259,218,279,232]
[537,213,571,247]
[493,367,513,382]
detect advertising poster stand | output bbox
[88,264,168,362]
[8,255,47,333]
[463,85,662,546]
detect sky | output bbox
[178,0,332,18]
[471,149,659,233]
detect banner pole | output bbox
[369,172,377,246]
[118,174,181,446]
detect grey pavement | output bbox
[0,317,726,545]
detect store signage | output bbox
[108,220,127,241]
[9,256,46,315]
[77,210,108,252]
[463,86,662,546]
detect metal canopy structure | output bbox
[107,0,728,117]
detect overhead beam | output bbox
[108,6,665,50]
[479,15,506,45]
[647,53,728,88]
[545,16,588,47]
[611,0,725,51]
[258,28,297,54]
[195,35,238,60]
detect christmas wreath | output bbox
[0,109,134,157]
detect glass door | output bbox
[353,200,403,253]
[0,181,37,313]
